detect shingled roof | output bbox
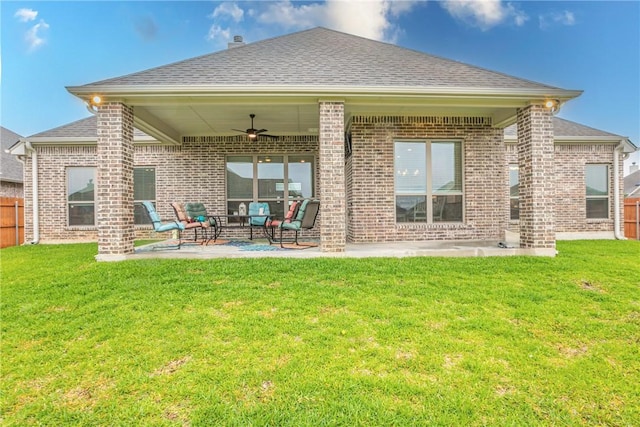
[28,116,150,140]
[504,117,636,153]
[73,27,565,92]
[1,127,24,183]
[505,117,624,138]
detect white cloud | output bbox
[255,0,420,43]
[440,0,528,30]
[14,8,38,22]
[207,24,231,42]
[211,2,244,23]
[539,10,576,29]
[25,20,49,51]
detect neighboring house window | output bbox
[68,167,96,226]
[134,167,156,225]
[395,141,463,223]
[585,164,609,219]
[226,154,315,218]
[509,164,519,220]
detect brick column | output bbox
[96,102,135,261]
[319,101,346,252]
[517,104,555,251]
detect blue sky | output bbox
[2,1,639,171]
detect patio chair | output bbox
[142,201,185,249]
[171,202,208,242]
[276,199,320,248]
[184,202,221,243]
[248,202,270,240]
[265,201,300,243]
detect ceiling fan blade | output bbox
[259,134,279,139]
[231,128,247,133]
[255,129,269,134]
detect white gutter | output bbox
[613,140,626,240]
[25,141,40,244]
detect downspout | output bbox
[613,140,626,240]
[25,141,40,244]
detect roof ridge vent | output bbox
[228,35,245,49]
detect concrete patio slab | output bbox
[125,239,556,261]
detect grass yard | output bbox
[1,241,639,426]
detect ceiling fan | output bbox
[232,114,278,140]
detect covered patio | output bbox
[63,28,581,261]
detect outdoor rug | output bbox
[279,242,319,250]
[224,240,282,251]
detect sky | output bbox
[2,0,639,172]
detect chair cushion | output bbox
[156,222,185,232]
[248,202,270,226]
[171,202,189,222]
[185,203,208,220]
[294,199,310,221]
[281,221,302,231]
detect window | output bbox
[395,141,463,223]
[226,154,315,219]
[68,167,96,226]
[509,164,519,220]
[134,167,156,224]
[585,164,609,219]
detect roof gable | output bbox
[76,27,562,91]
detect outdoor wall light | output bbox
[544,99,560,113]
[85,95,103,113]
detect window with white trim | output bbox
[394,141,463,223]
[68,167,96,226]
[226,154,315,219]
[585,164,609,219]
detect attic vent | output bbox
[228,35,245,49]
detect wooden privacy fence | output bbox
[1,197,24,248]
[624,198,640,240]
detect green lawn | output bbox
[1,241,638,426]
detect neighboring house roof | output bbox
[72,27,568,92]
[504,117,636,153]
[625,169,640,197]
[1,127,24,183]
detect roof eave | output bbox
[66,84,582,102]
[15,135,160,145]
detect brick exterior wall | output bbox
[19,112,623,246]
[516,105,555,249]
[506,143,622,234]
[318,101,346,252]
[21,136,319,243]
[348,116,507,242]
[96,103,136,257]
